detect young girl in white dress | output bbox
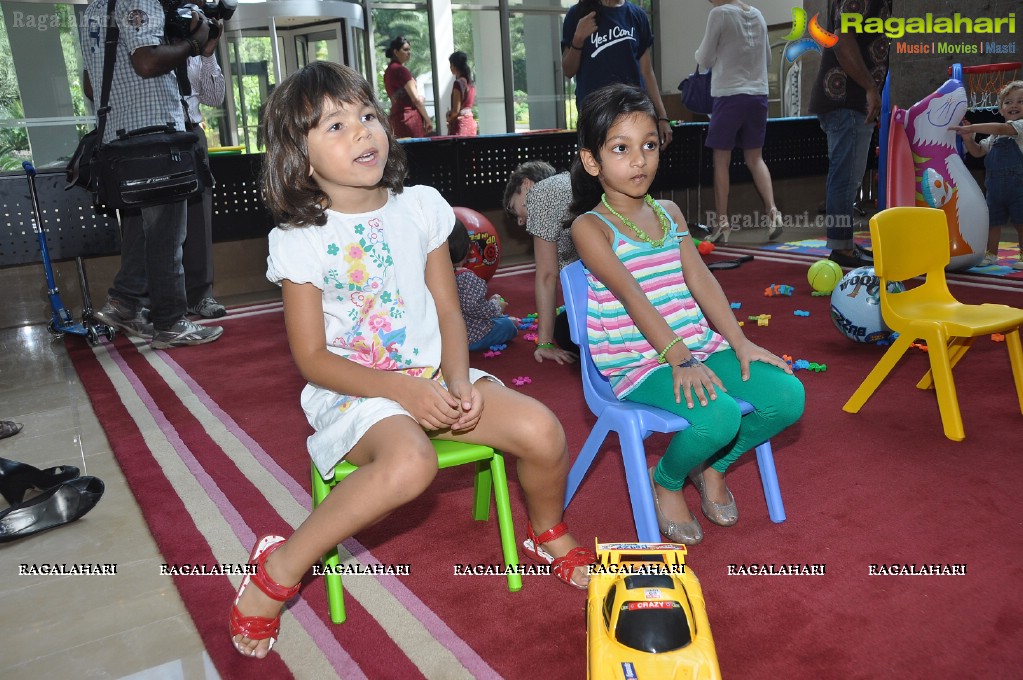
[229,62,594,659]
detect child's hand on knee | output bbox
[672,361,725,408]
[446,380,483,432]
[734,340,793,379]
[401,377,462,430]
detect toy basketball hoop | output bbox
[950,62,1021,109]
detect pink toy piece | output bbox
[885,105,917,208]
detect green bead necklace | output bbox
[601,193,670,247]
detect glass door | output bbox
[290,22,347,69]
[223,33,279,153]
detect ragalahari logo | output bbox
[783,7,838,62]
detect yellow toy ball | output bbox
[807,259,843,294]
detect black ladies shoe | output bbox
[0,477,104,543]
[0,457,81,505]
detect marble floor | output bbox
[0,294,273,679]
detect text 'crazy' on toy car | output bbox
[586,541,721,680]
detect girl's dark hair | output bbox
[260,62,408,228]
[564,83,657,229]
[448,218,471,264]
[385,36,408,61]
[449,51,474,83]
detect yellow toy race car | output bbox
[586,542,721,680]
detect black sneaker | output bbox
[854,243,874,261]
[188,297,227,319]
[92,299,154,339]
[151,318,224,349]
[828,250,872,269]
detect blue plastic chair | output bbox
[560,260,786,542]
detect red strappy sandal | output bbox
[229,535,301,657]
[522,521,596,590]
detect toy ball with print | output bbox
[830,267,905,343]
[452,207,501,282]
[807,259,843,294]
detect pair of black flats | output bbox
[0,457,104,543]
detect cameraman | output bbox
[80,0,223,349]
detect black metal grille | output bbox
[1,117,849,267]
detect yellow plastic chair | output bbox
[843,206,1023,441]
[310,439,522,624]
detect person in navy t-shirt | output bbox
[562,0,673,148]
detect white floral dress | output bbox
[267,185,493,477]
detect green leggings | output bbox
[623,349,804,491]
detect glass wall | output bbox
[451,6,501,134]
[1,2,89,171]
[507,0,651,131]
[225,35,277,152]
[371,2,433,125]
[508,8,564,131]
[0,0,662,168]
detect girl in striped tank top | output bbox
[567,84,804,545]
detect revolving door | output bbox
[219,0,369,152]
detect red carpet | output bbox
[67,255,1023,679]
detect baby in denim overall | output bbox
[953,80,1023,270]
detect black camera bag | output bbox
[94,125,205,209]
[66,0,207,209]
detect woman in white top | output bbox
[696,0,783,243]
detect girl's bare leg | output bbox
[712,148,732,234]
[232,416,437,658]
[744,147,777,214]
[987,224,1002,258]
[437,380,589,585]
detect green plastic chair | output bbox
[310,439,522,624]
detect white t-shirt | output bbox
[266,185,492,477]
[695,3,771,97]
[979,119,1023,153]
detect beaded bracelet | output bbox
[658,117,670,122]
[569,42,583,50]
[656,337,682,364]
[536,342,555,349]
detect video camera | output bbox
[162,0,237,42]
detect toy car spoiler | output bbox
[594,540,688,569]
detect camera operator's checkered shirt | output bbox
[80,0,186,143]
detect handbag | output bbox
[65,0,207,209]
[65,128,99,192]
[679,68,715,115]
[94,126,206,209]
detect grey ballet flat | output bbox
[689,469,739,527]
[648,467,703,545]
